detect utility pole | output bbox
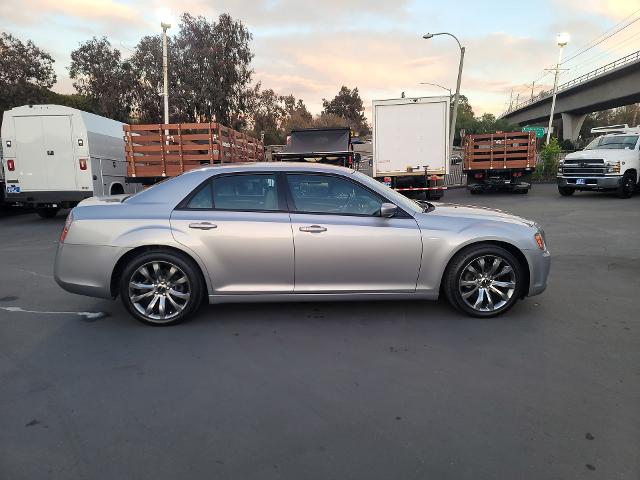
[546,33,570,144]
[422,32,465,158]
[530,81,535,101]
[161,22,171,127]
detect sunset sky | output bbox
[1,0,639,119]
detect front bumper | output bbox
[54,243,130,299]
[557,175,622,190]
[523,248,551,297]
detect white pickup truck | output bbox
[557,125,639,199]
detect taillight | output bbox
[474,173,484,179]
[534,232,545,250]
[79,158,87,170]
[60,211,74,243]
[7,160,15,171]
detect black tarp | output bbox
[278,128,351,156]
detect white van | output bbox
[1,105,138,218]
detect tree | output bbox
[69,37,136,121]
[171,13,254,126]
[128,34,167,123]
[248,88,313,144]
[322,86,370,135]
[0,32,56,116]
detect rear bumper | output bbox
[523,248,551,297]
[6,190,92,206]
[557,176,621,190]
[54,243,130,299]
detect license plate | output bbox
[6,185,20,193]
[576,178,586,185]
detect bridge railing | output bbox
[503,49,640,116]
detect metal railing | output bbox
[502,50,640,116]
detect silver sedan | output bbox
[54,163,550,326]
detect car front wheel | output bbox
[119,250,204,326]
[444,245,524,318]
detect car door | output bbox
[285,172,422,293]
[170,172,294,294]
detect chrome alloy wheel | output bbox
[128,261,191,323]
[458,255,517,312]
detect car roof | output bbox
[185,162,356,175]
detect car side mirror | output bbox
[380,202,398,218]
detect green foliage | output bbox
[69,36,136,122]
[322,86,370,135]
[0,32,56,115]
[452,95,516,145]
[533,138,561,181]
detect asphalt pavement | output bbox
[1,184,639,479]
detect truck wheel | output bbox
[35,207,60,219]
[443,245,524,318]
[119,250,204,326]
[617,172,635,199]
[558,186,575,196]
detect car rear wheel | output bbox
[119,250,204,326]
[444,245,524,318]
[558,186,575,196]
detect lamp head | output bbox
[556,32,570,47]
[422,33,434,39]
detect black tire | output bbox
[558,186,575,196]
[616,172,635,199]
[36,207,60,218]
[119,250,205,326]
[443,245,525,318]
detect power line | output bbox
[561,9,640,65]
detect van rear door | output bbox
[14,115,77,191]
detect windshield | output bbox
[585,135,638,150]
[352,171,424,214]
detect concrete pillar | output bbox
[561,113,587,141]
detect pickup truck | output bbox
[272,128,359,167]
[557,125,639,199]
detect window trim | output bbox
[175,172,288,213]
[283,172,412,218]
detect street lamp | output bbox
[422,32,465,157]
[546,32,570,144]
[161,21,171,126]
[419,82,452,97]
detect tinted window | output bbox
[186,182,213,209]
[287,174,383,216]
[212,174,279,211]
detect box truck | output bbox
[1,105,139,218]
[373,96,450,200]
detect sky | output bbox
[2,0,640,120]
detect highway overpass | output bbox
[501,50,640,140]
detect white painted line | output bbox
[0,306,105,320]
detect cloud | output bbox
[556,0,640,21]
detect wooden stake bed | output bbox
[124,122,265,179]
[463,131,536,171]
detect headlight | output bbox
[606,161,621,173]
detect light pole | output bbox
[419,82,452,97]
[422,32,465,157]
[546,32,570,144]
[161,21,171,126]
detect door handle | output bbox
[189,222,217,230]
[299,225,327,233]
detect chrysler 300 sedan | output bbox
[54,163,550,326]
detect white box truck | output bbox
[1,104,139,218]
[373,96,450,200]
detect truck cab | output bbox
[558,125,639,199]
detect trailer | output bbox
[124,122,264,184]
[463,131,536,194]
[1,104,139,218]
[372,96,449,200]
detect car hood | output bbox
[423,202,538,228]
[565,149,637,161]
